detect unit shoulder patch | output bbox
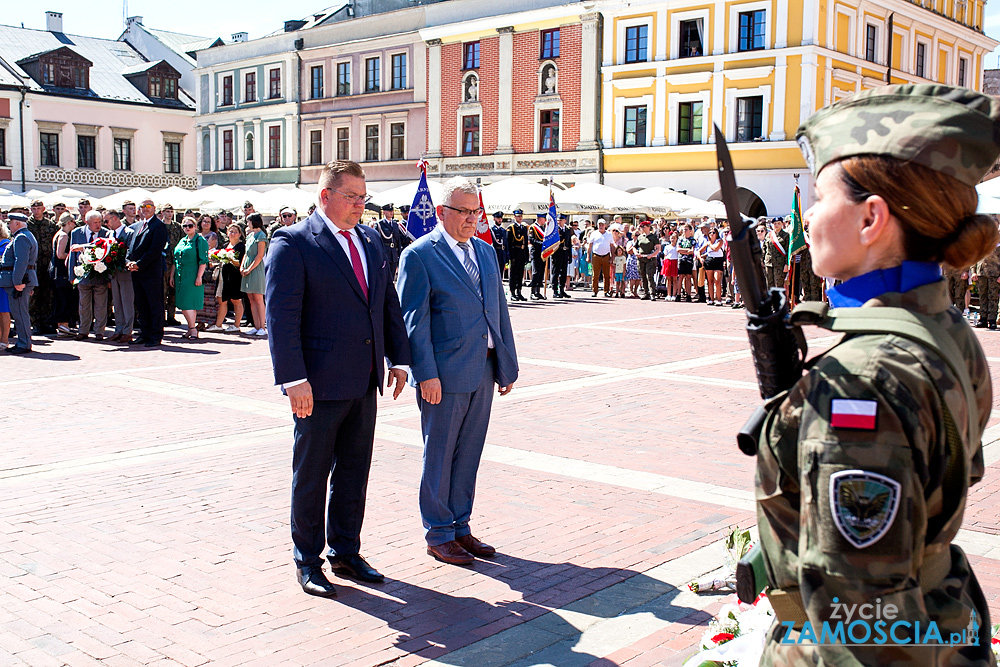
[829,469,901,549]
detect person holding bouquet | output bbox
[170,217,208,340]
[69,211,111,340]
[207,224,245,333]
[241,213,268,338]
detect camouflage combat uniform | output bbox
[756,281,993,665]
[973,244,1000,326]
[796,245,824,302]
[945,266,970,312]
[163,220,184,323]
[763,228,788,291]
[27,214,58,330]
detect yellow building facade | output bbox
[599,0,998,216]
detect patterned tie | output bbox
[457,241,482,299]
[339,230,368,300]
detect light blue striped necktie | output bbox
[456,241,482,298]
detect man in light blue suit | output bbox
[397,176,519,566]
[0,213,39,353]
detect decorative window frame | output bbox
[830,4,856,55]
[385,112,408,160]
[614,94,653,148]
[265,122,283,169]
[914,39,930,78]
[617,16,654,64]
[861,20,880,64]
[388,49,409,90]
[334,58,352,97]
[334,123,351,161]
[670,9,710,60]
[533,99,563,153]
[667,90,711,146]
[244,131,255,166]
[462,71,480,104]
[361,113,382,162]
[729,1,770,54]
[363,55,383,94]
[456,105,483,157]
[725,85,771,142]
[538,60,559,96]
[73,123,99,170]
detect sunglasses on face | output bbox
[281,213,295,218]
[182,224,195,229]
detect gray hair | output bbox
[440,176,479,206]
[85,211,102,225]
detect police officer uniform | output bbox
[754,85,998,666]
[490,211,508,277]
[550,214,572,299]
[529,214,547,300]
[374,204,410,277]
[506,209,529,301]
[0,213,39,353]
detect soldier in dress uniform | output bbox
[375,203,410,277]
[528,214,547,300]
[506,209,529,301]
[26,199,58,334]
[972,232,1000,329]
[754,84,999,666]
[550,213,572,299]
[761,217,789,291]
[490,211,508,277]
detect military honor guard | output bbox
[528,214,547,300]
[490,212,508,277]
[0,212,39,353]
[762,217,789,290]
[505,209,529,301]
[550,213,572,299]
[972,236,1000,329]
[374,204,411,277]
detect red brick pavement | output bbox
[2,295,999,666]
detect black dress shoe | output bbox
[561,291,572,298]
[328,554,384,583]
[143,340,161,347]
[296,565,338,598]
[4,346,30,355]
[530,293,543,300]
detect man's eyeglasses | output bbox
[329,189,371,205]
[441,204,484,218]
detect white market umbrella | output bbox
[95,188,155,211]
[369,180,446,209]
[480,177,553,215]
[554,183,637,215]
[186,185,255,213]
[976,178,1000,199]
[0,187,12,196]
[153,186,200,211]
[0,193,29,209]
[630,187,713,217]
[49,187,91,199]
[977,194,1000,215]
[250,187,321,216]
[682,200,729,218]
[21,189,48,198]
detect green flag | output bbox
[787,185,807,257]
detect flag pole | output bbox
[787,174,800,307]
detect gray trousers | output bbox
[416,358,496,546]
[110,274,135,335]
[5,287,31,349]
[78,283,109,335]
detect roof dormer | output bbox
[17,46,92,90]
[122,59,182,101]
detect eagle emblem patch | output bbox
[829,470,900,548]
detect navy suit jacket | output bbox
[68,226,111,285]
[125,216,167,277]
[265,211,412,401]
[397,226,518,393]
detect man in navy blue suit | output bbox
[397,177,518,566]
[125,199,167,347]
[266,160,411,598]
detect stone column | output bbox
[208,123,217,172]
[284,114,298,174]
[425,39,443,158]
[253,118,263,167]
[577,13,601,151]
[236,119,245,167]
[496,26,515,154]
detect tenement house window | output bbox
[678,102,703,144]
[738,10,766,52]
[222,130,234,170]
[337,62,351,96]
[164,141,181,174]
[391,54,406,90]
[366,125,379,161]
[310,65,324,99]
[735,96,764,142]
[540,29,560,59]
[114,137,132,171]
[40,132,59,167]
[0,128,6,166]
[625,25,648,63]
[462,115,480,155]
[365,57,380,93]
[680,19,704,58]
[245,72,257,102]
[269,68,281,98]
[77,134,96,169]
[222,75,234,105]
[463,42,480,70]
[310,130,322,165]
[390,123,405,160]
[624,106,647,147]
[337,128,349,160]
[540,110,559,152]
[268,126,281,169]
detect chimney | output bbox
[45,11,63,33]
[126,16,144,28]
[231,32,248,43]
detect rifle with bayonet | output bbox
[714,124,808,603]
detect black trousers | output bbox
[291,384,377,567]
[639,258,658,296]
[132,271,164,343]
[530,255,546,292]
[551,255,567,291]
[509,259,526,294]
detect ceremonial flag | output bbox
[406,159,436,240]
[787,184,807,257]
[475,190,493,245]
[540,184,560,260]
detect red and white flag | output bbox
[830,399,877,430]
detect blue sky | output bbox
[5,1,1000,67]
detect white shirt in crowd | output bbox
[588,230,614,255]
[663,243,679,260]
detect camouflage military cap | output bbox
[796,84,1000,187]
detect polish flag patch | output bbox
[830,399,878,430]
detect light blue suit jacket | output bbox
[397,226,518,393]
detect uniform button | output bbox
[482,334,487,339]
[365,339,371,345]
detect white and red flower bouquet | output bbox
[684,593,774,667]
[73,237,126,284]
[210,247,239,266]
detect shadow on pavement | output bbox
[335,552,708,667]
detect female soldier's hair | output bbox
[838,156,998,269]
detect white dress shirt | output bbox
[439,224,493,349]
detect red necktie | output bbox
[339,230,368,299]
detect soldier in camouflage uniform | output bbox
[160,204,182,326]
[26,200,58,333]
[795,242,824,302]
[945,265,970,313]
[762,217,788,291]
[972,237,1000,329]
[754,84,998,666]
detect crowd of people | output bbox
[3,189,1000,354]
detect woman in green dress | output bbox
[240,213,268,338]
[170,217,208,340]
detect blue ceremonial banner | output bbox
[540,185,560,260]
[407,162,437,239]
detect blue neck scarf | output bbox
[826,261,943,308]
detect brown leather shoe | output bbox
[118,335,133,344]
[456,534,496,557]
[108,333,122,342]
[426,541,474,566]
[74,333,89,341]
